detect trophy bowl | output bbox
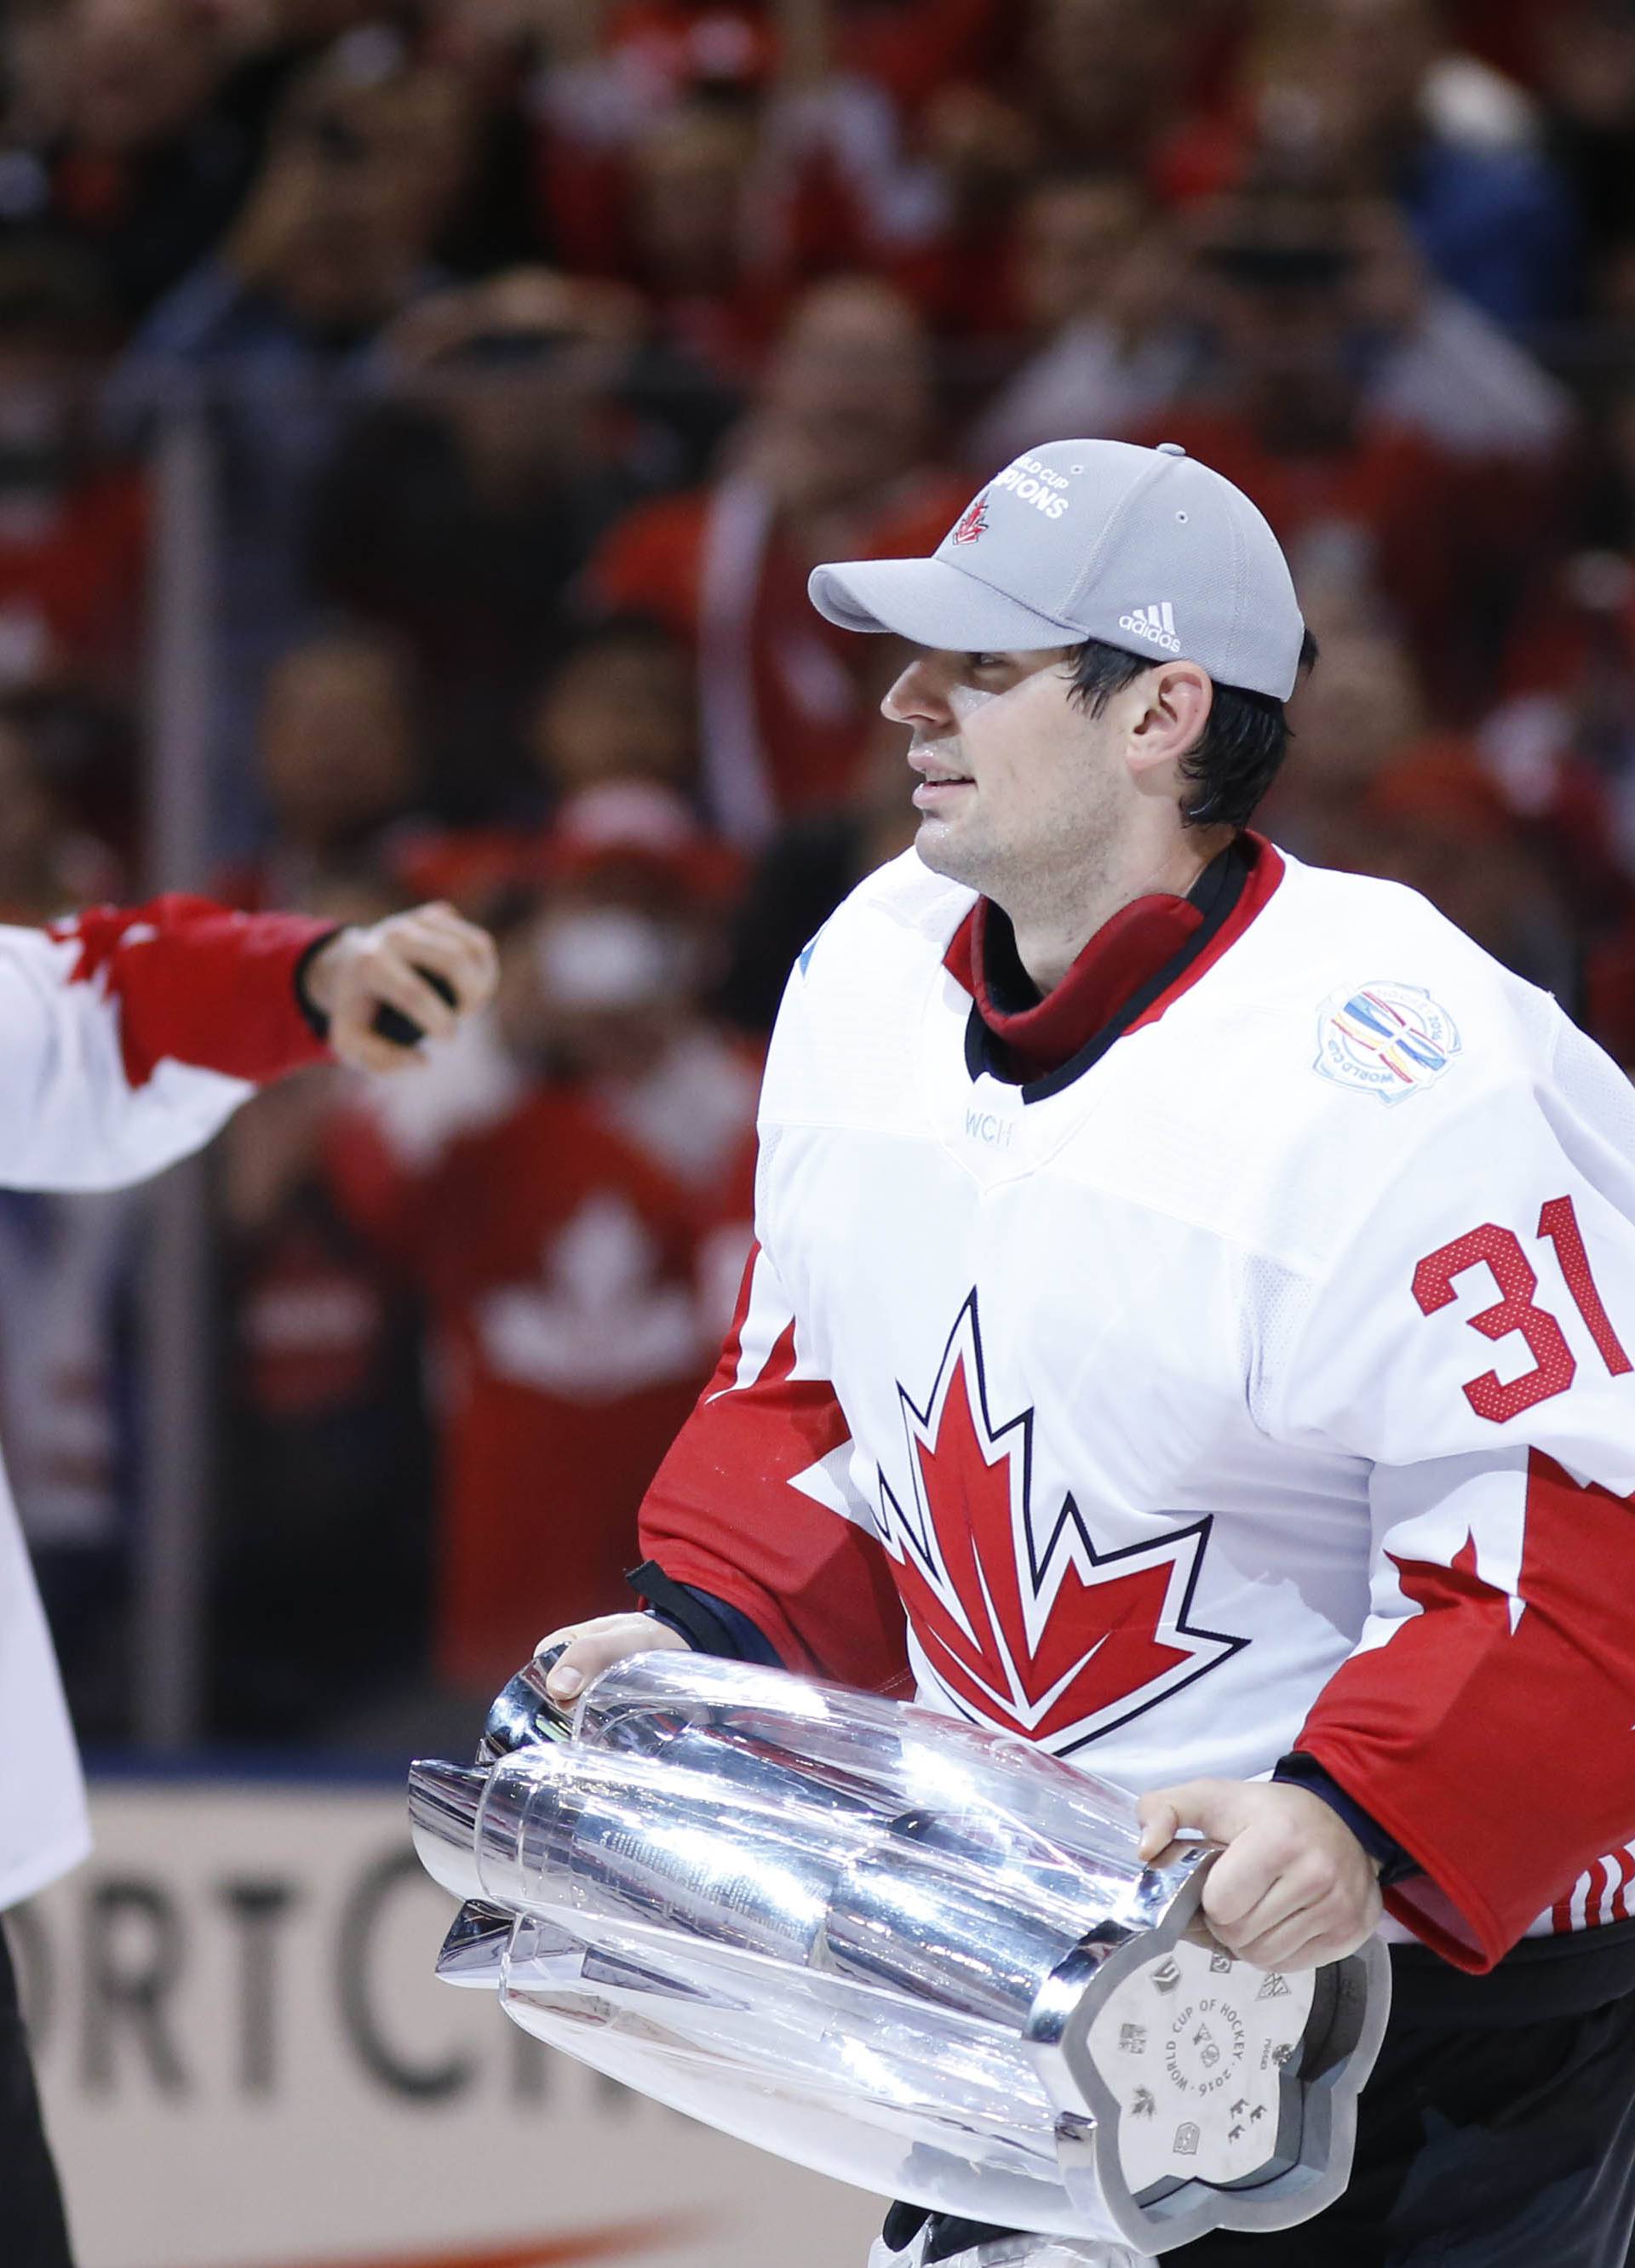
[409,1650,1389,2257]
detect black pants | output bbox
[0,1922,73,2268]
[888,1961,1635,2266]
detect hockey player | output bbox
[0,891,496,2268]
[538,439,1635,2265]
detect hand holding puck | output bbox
[371,967,459,1049]
[301,904,498,1074]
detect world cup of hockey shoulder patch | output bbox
[1313,981,1460,1104]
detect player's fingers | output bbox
[534,1611,659,1660]
[540,1614,687,1703]
[1206,1827,1346,1939]
[1215,1877,1324,1968]
[356,948,462,1043]
[386,902,475,956]
[1233,1886,1381,1973]
[396,914,497,1014]
[544,1635,629,1703]
[1136,1796,1181,1863]
[1198,1822,1306,1931]
[1228,1906,1330,1973]
[1139,1778,1250,1861]
[1226,1865,1383,1969]
[1133,1778,1251,1850]
[410,899,479,940]
[370,913,497,1027]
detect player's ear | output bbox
[1126,662,1214,782]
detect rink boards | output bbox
[17,1776,885,2268]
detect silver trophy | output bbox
[409,1652,1389,2258]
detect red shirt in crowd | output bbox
[326,1080,749,1687]
[586,470,968,821]
[0,470,147,696]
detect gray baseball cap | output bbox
[807,438,1306,700]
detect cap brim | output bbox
[808,556,1081,652]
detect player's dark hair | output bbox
[1067,627,1320,829]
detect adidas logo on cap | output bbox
[1118,602,1180,655]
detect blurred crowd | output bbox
[7,0,1635,1745]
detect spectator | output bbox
[586,274,967,840]
[843,0,1205,363]
[220,5,543,281]
[1025,0,1213,187]
[324,857,755,1692]
[1241,627,1429,869]
[310,265,684,815]
[967,173,1199,469]
[974,171,1575,473]
[390,618,717,912]
[561,0,1003,118]
[1236,0,1582,330]
[1347,195,1576,459]
[533,788,758,1240]
[0,243,146,702]
[1479,547,1635,916]
[536,617,696,789]
[10,0,260,323]
[521,1,772,284]
[624,94,787,384]
[878,79,1042,373]
[1356,738,1580,999]
[0,3,69,158]
[1536,2,1635,253]
[1132,188,1556,715]
[214,872,436,1741]
[217,626,427,908]
[874,0,1251,361]
[1569,370,1635,557]
[106,37,473,850]
[519,0,995,291]
[1010,178,1573,472]
[717,632,922,1029]
[0,690,122,921]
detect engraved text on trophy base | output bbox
[1085,1938,1316,2195]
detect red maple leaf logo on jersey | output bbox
[875,1294,1245,1753]
[950,495,990,545]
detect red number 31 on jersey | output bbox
[1414,1195,1632,1423]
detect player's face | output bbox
[881,646,1131,905]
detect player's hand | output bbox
[302,902,497,1075]
[537,1613,691,1705]
[1136,1778,1382,1971]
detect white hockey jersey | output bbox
[641,839,1635,1975]
[0,896,332,1910]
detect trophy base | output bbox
[1029,1860,1391,2254]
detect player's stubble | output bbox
[908,663,1130,954]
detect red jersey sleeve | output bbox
[54,896,335,1089]
[1265,1045,1635,1972]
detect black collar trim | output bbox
[963,839,1252,1103]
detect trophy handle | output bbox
[476,1647,577,1762]
[430,1646,579,1984]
